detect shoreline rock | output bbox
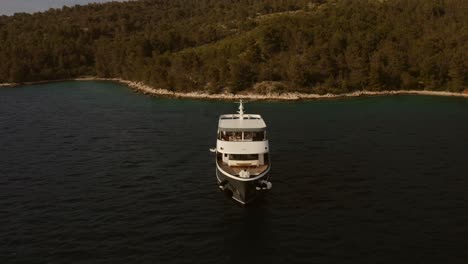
[1,77,467,101]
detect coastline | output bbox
[1,77,467,101]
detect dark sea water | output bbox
[1,81,468,263]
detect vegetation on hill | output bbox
[0,0,466,94]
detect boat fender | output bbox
[257,180,272,191]
[218,180,228,190]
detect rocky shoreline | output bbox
[1,77,467,101]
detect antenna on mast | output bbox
[237,100,245,120]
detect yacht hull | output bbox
[216,166,270,205]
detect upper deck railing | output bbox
[219,114,262,120]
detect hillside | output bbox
[0,0,466,94]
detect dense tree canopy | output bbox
[0,0,466,93]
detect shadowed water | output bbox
[1,81,468,263]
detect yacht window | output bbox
[220,131,266,141]
[220,131,229,141]
[224,132,242,141]
[229,154,259,160]
[243,132,253,140]
[252,131,265,141]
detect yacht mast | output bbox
[237,100,245,120]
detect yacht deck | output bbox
[217,158,268,177]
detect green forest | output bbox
[0,0,466,94]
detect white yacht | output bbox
[211,100,272,205]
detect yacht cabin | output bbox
[216,113,270,178]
